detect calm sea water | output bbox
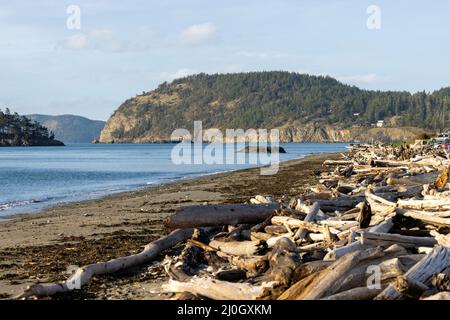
[0,143,348,216]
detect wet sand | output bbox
[0,152,339,299]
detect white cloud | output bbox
[64,29,123,52]
[180,23,217,45]
[160,68,196,81]
[337,73,379,85]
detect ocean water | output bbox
[0,143,348,216]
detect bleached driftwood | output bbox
[329,208,359,220]
[370,159,409,167]
[162,277,271,300]
[377,255,418,282]
[209,240,267,256]
[264,225,289,235]
[365,190,396,207]
[320,286,383,300]
[423,194,450,201]
[361,231,437,248]
[398,209,450,228]
[315,197,364,212]
[16,228,194,299]
[397,199,450,211]
[323,217,394,261]
[356,201,372,228]
[226,255,268,275]
[266,234,294,248]
[294,260,332,280]
[251,231,273,241]
[166,204,278,229]
[368,217,394,233]
[294,202,320,242]
[271,216,323,233]
[263,238,303,298]
[307,233,326,242]
[164,241,203,281]
[279,247,385,300]
[250,195,275,204]
[323,241,366,261]
[321,245,407,294]
[430,230,450,248]
[423,292,450,300]
[319,220,358,228]
[376,246,450,300]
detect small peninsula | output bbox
[0,108,64,147]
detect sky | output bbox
[1,0,450,121]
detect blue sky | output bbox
[1,0,450,120]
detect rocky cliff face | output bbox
[276,125,425,143]
[100,114,424,144]
[99,111,137,143]
[276,123,353,142]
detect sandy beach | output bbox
[0,153,339,299]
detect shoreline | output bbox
[0,150,332,221]
[0,152,340,299]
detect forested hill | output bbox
[0,109,64,146]
[27,114,105,143]
[99,72,449,143]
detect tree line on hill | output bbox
[0,108,63,146]
[149,72,448,132]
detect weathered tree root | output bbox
[16,228,194,299]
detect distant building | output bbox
[376,120,385,128]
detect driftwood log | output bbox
[162,277,271,300]
[279,247,385,300]
[271,216,323,233]
[209,239,267,256]
[166,204,278,229]
[320,286,384,300]
[294,202,320,242]
[398,209,450,228]
[376,246,450,299]
[16,228,194,299]
[361,231,437,248]
[262,238,303,298]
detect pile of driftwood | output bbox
[17,143,450,300]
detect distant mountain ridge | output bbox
[99,71,448,144]
[27,114,105,143]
